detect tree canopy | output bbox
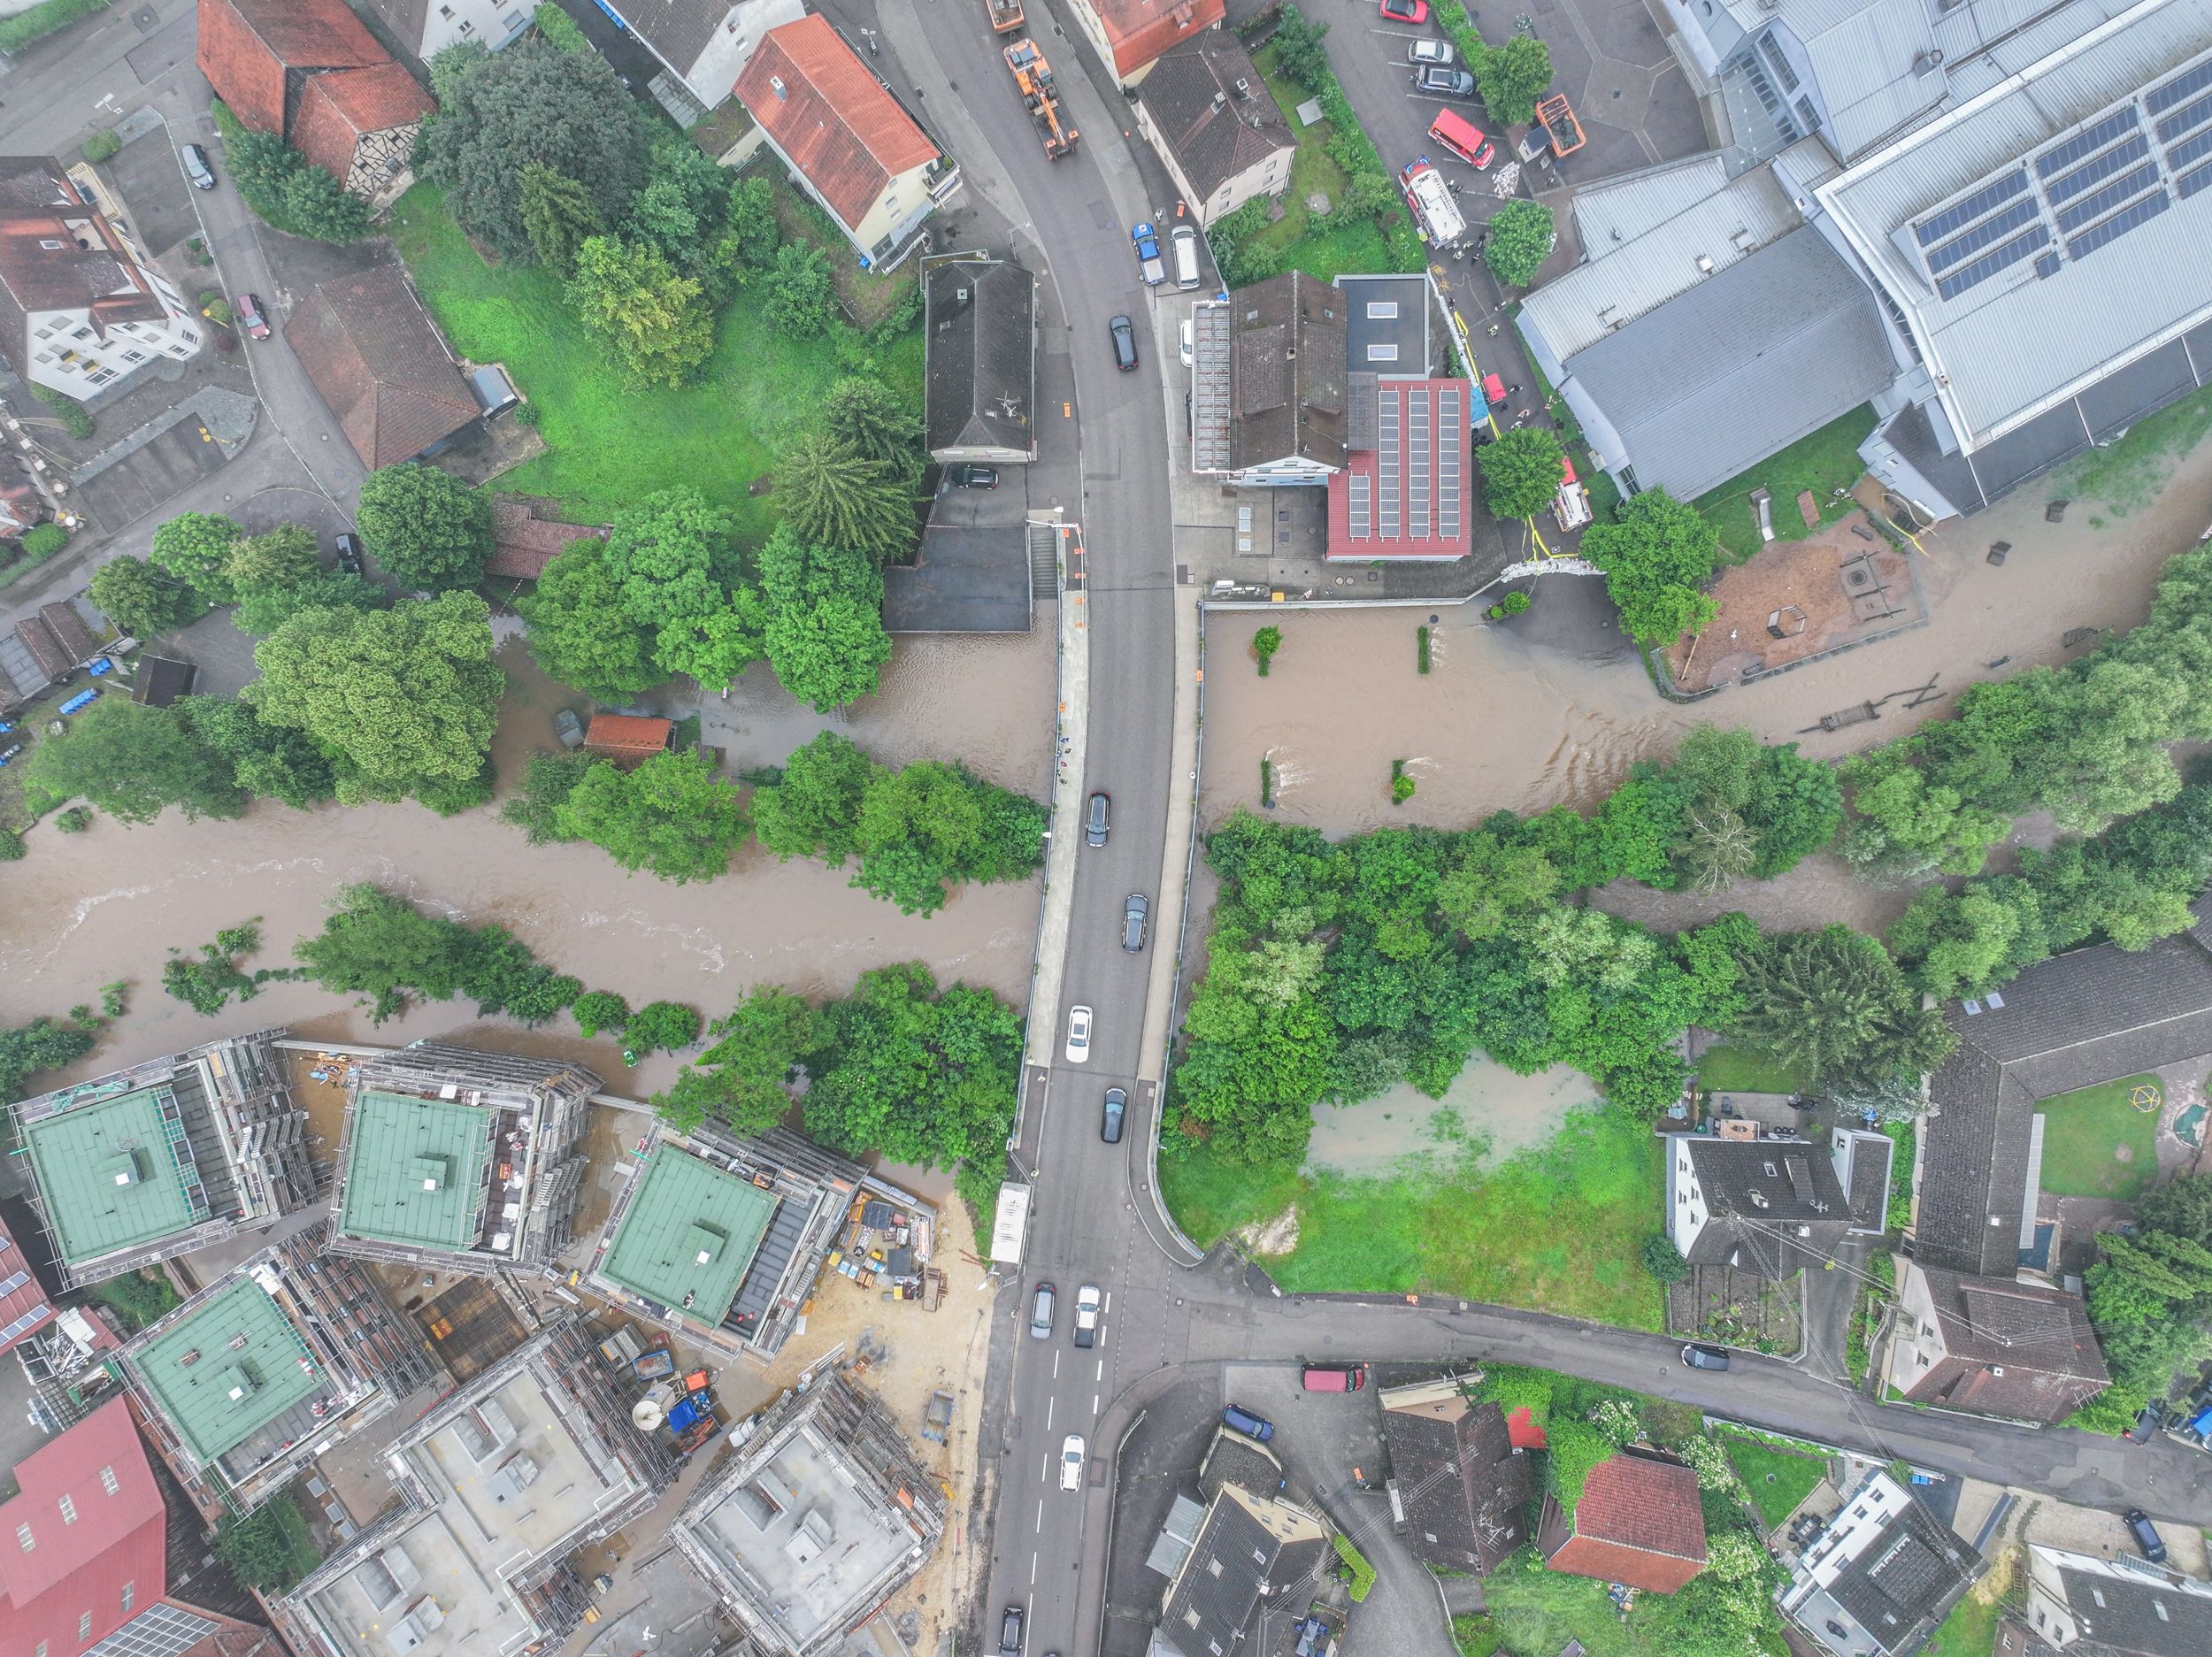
[355,464,495,591]
[1479,426,1566,519]
[148,510,242,602]
[777,437,916,562]
[654,985,825,1135]
[757,525,894,711]
[569,234,716,387]
[752,730,879,865]
[554,750,749,883]
[24,697,244,825]
[1482,199,1555,288]
[1580,487,1719,644]
[1727,924,1955,1089]
[88,555,205,639]
[518,541,661,699]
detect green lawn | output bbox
[388,183,921,533]
[1694,1043,1810,1094]
[1717,1429,1828,1529]
[1477,1559,1671,1657]
[1162,1104,1666,1330]
[2056,380,2212,519]
[1248,50,1413,283]
[2035,1073,2162,1201]
[1924,1577,2003,1657]
[1694,404,1878,561]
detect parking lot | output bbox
[102,125,204,259]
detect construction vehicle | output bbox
[984,0,1025,31]
[923,1390,956,1445]
[1003,38,1079,160]
[1535,93,1586,157]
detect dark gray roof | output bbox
[1842,1132,1895,1235]
[1681,1137,1855,1277]
[1379,1400,1531,1574]
[1562,226,1891,501]
[1920,928,2212,1276]
[1228,272,1346,471]
[608,0,726,76]
[1917,1265,2108,1415]
[1135,29,1292,203]
[2051,1560,2212,1656]
[880,523,1032,634]
[925,258,1035,458]
[1339,274,1431,378]
[1156,1492,1325,1657]
[1198,1431,1284,1503]
[1822,1494,1983,1655]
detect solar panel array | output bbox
[1913,169,2026,245]
[2055,162,2161,233]
[1408,392,1431,541]
[1438,388,1463,542]
[2068,188,2170,258]
[2182,159,2212,199]
[2147,57,2212,116]
[1924,196,2041,272]
[2035,105,2141,177]
[2043,134,2148,203]
[1378,392,1402,541]
[1937,226,2048,300]
[1348,472,1372,540]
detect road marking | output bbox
[1053,1349,1061,1379]
[1047,1395,1056,1431]
[1103,1292,1112,1316]
[1030,1554,1039,1585]
[1095,1358,1104,1383]
[1035,1499,1044,1533]
[1093,1393,1101,1415]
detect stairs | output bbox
[1027,523,1059,600]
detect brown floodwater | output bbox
[1,625,1055,1092]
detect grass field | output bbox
[1694,1043,1810,1094]
[2057,380,2212,519]
[1717,1429,1828,1529]
[1476,1559,1671,1657]
[2035,1073,2162,1201]
[1694,404,1878,560]
[1248,50,1413,283]
[1161,1104,1666,1330]
[388,184,922,535]
[1924,1553,2010,1657]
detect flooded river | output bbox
[1,625,1056,1091]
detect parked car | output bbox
[1065,1004,1092,1062]
[334,532,364,572]
[1123,892,1148,952]
[1222,1403,1275,1442]
[1101,1085,1127,1143]
[947,464,999,489]
[1087,789,1110,846]
[1029,1282,1056,1339]
[2127,1400,2165,1444]
[178,142,215,190]
[1109,313,1139,371]
[999,1606,1025,1657]
[1179,317,1194,368]
[1171,223,1201,288]
[1409,38,1454,64]
[234,293,271,341]
[1302,1364,1368,1392]
[1132,222,1165,285]
[1073,1284,1102,1347]
[2124,1508,2167,1562]
[1681,1343,1732,1370]
[1417,65,1479,97]
[1431,110,1496,167]
[1379,0,1429,20]
[1060,1433,1087,1492]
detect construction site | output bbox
[9,1029,315,1288]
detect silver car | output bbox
[1030,1282,1056,1339]
[1065,1004,1092,1062]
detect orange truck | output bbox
[1004,37,1079,159]
[985,0,1025,32]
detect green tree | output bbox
[854,760,1047,915]
[1479,426,1566,518]
[821,377,923,474]
[177,695,339,809]
[752,731,880,864]
[212,1503,310,1593]
[1482,198,1555,288]
[247,591,503,806]
[233,569,385,636]
[88,554,205,638]
[777,437,916,562]
[24,698,244,825]
[555,748,749,882]
[280,162,369,241]
[655,985,826,1135]
[568,234,716,387]
[757,525,893,711]
[1436,833,1558,940]
[517,162,600,276]
[356,464,495,591]
[1886,883,2042,1000]
[2138,1173,2212,1244]
[224,524,321,595]
[294,884,474,1020]
[624,138,733,281]
[571,990,629,1038]
[626,1000,703,1055]
[500,749,595,845]
[1271,5,1332,91]
[1729,925,1957,1088]
[593,487,764,687]
[1471,36,1552,127]
[417,36,650,260]
[763,241,838,336]
[723,174,780,270]
[1641,1234,1688,1283]
[0,1016,96,1103]
[518,541,662,698]
[1253,625,1282,676]
[534,2,589,51]
[149,510,243,602]
[1580,486,1719,644]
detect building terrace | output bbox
[9,1031,312,1289]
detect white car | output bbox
[1065,1004,1092,1062]
[1073,1284,1102,1347]
[1179,317,1193,368]
[1409,38,1454,65]
[1060,1433,1087,1492]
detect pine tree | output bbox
[518,163,599,275]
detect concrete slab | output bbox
[99,127,200,258]
[77,418,227,528]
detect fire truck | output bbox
[1399,157,1466,248]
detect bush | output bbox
[200,294,233,327]
[1502,590,1532,615]
[1417,624,1431,673]
[1390,759,1415,804]
[626,999,703,1055]
[28,385,93,440]
[21,521,68,558]
[81,128,120,164]
[1254,625,1282,677]
[0,0,111,56]
[512,398,542,426]
[1641,1233,1688,1282]
[534,0,588,50]
[0,828,22,861]
[54,805,92,833]
[571,989,629,1038]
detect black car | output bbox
[2127,1400,2165,1444]
[1416,65,1479,97]
[1681,1343,1731,1371]
[999,1606,1025,1657]
[1109,313,1138,371]
[1101,1085,1126,1143]
[1123,892,1148,952]
[2124,1508,2167,1562]
[334,532,364,573]
[1086,790,1110,847]
[947,464,999,489]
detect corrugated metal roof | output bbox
[1801,0,1951,160]
[1571,156,1734,255]
[1522,162,1801,361]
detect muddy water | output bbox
[2,628,1055,1091]
[1303,1057,1602,1178]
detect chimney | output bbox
[770,74,787,100]
[1696,253,1715,273]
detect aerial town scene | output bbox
[1,4,2210,1657]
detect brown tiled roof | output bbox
[734,17,938,229]
[1542,1451,1706,1594]
[487,499,611,579]
[1379,1400,1531,1575]
[1903,1266,2108,1422]
[196,0,387,138]
[1079,0,1225,79]
[585,714,673,762]
[38,601,96,664]
[283,264,479,469]
[290,63,431,180]
[1228,271,1347,472]
[1136,29,1291,202]
[0,157,166,377]
[14,616,69,682]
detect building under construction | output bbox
[587,1124,930,1366]
[277,1314,679,1657]
[113,1219,437,1514]
[9,1030,314,1289]
[326,1043,598,1276]
[672,1370,946,1657]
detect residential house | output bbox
[1884,1262,2108,1424]
[590,0,803,119]
[1133,29,1292,226]
[1325,376,1472,561]
[486,496,611,579]
[349,0,534,62]
[1780,1470,1984,1657]
[197,0,433,203]
[1143,1465,1329,1657]
[1378,1380,1532,1575]
[2000,1545,2212,1656]
[925,257,1036,464]
[734,16,959,272]
[1537,1447,1707,1593]
[584,713,674,766]
[285,265,485,469]
[1665,1128,1892,1279]
[1067,0,1225,87]
[1190,270,1348,484]
[12,597,103,695]
[0,156,201,401]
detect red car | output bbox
[1379,0,1430,20]
[235,293,271,341]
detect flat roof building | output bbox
[328,1044,597,1275]
[278,1316,677,1657]
[672,1370,945,1656]
[10,1031,312,1290]
[113,1220,436,1513]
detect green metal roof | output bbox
[335,1091,492,1250]
[599,1146,778,1325]
[19,1084,204,1265]
[131,1276,320,1465]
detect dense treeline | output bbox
[2075,1177,2212,1428]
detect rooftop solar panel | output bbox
[1379,392,1401,541]
[2155,91,2212,145]
[2033,250,2061,278]
[1926,197,2043,272]
[2147,56,2212,116]
[2066,188,2170,260]
[2042,134,2149,204]
[2055,163,2159,234]
[1914,170,2028,246]
[1935,225,2050,301]
[2177,157,2212,199]
[1438,388,1462,543]
[1349,472,1371,540]
[2169,125,2212,173]
[1409,390,1431,540]
[2035,106,2141,179]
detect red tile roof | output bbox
[284,265,480,469]
[1544,1452,1706,1594]
[734,17,939,230]
[1504,1407,1547,1451]
[1081,0,1225,80]
[487,501,611,579]
[0,1399,166,1657]
[1327,379,1473,560]
[196,0,388,138]
[585,714,673,763]
[291,63,433,181]
[0,1224,55,1356]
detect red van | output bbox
[1302,1364,1368,1392]
[1481,372,1508,408]
[1428,109,1494,169]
